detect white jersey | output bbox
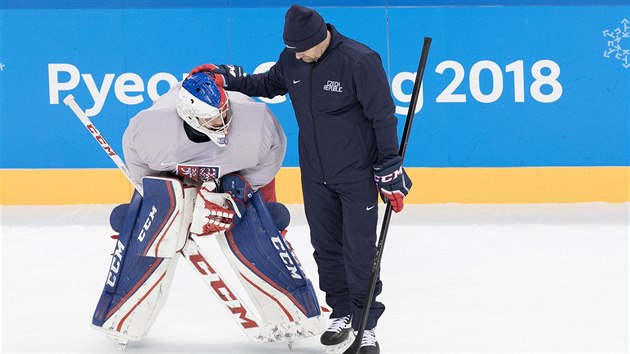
[122,84,286,190]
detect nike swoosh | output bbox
[286,45,296,49]
[293,80,301,84]
[366,205,376,211]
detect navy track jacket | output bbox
[234,24,400,184]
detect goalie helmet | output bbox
[176,72,232,147]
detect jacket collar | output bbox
[317,24,343,62]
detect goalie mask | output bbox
[177,72,232,147]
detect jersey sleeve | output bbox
[122,122,160,187]
[238,106,287,190]
[354,52,400,164]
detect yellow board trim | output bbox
[1,167,628,205]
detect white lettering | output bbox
[115,73,145,105]
[147,72,178,102]
[323,80,343,93]
[435,59,563,104]
[106,240,125,287]
[271,236,286,251]
[48,63,80,104]
[137,205,158,242]
[271,236,302,279]
[48,59,562,119]
[392,71,424,115]
[48,64,180,116]
[83,73,115,116]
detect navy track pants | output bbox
[301,176,385,330]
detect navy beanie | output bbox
[283,4,327,52]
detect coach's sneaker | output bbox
[321,315,352,345]
[358,328,379,354]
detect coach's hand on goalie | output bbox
[373,156,412,213]
[190,181,242,237]
[188,63,244,90]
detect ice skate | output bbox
[321,315,352,345]
[325,330,355,354]
[342,328,379,354]
[322,315,355,353]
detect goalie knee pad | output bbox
[266,201,290,231]
[92,177,195,344]
[109,203,129,233]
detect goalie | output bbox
[91,70,326,347]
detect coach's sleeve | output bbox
[354,52,400,164]
[237,56,288,99]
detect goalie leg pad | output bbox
[219,192,322,322]
[134,176,193,257]
[92,177,195,342]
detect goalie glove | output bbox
[373,156,412,213]
[190,181,242,237]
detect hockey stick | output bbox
[63,95,142,194]
[348,37,432,354]
[63,94,322,344]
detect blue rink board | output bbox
[0,5,628,168]
[2,0,628,8]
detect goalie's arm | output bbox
[122,125,168,186]
[238,105,287,190]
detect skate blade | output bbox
[325,331,355,354]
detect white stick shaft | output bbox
[63,94,143,195]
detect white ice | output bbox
[1,203,628,353]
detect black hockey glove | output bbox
[373,156,412,213]
[212,64,244,89]
[188,63,244,90]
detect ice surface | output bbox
[1,203,628,353]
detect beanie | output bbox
[283,4,327,52]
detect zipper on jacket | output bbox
[309,66,327,185]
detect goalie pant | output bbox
[91,176,323,344]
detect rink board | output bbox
[0,2,628,204]
[1,167,628,204]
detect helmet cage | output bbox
[176,73,232,147]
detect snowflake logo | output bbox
[603,18,629,69]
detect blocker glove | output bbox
[190,181,242,237]
[188,63,244,89]
[373,156,412,213]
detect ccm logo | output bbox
[137,205,158,241]
[106,240,125,287]
[271,236,302,280]
[86,124,115,156]
[374,166,403,183]
[189,253,258,329]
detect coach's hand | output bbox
[188,63,244,89]
[373,156,412,213]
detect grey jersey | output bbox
[122,84,286,190]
